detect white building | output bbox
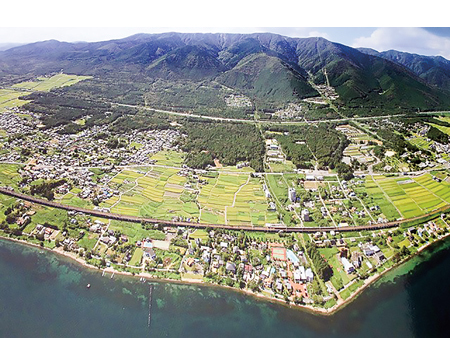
[341,257,355,274]
[288,187,296,202]
[301,209,310,221]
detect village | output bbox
[3,105,450,310]
[0,108,182,169]
[8,194,448,309]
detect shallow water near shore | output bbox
[1,237,450,338]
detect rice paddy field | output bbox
[11,74,92,92]
[98,167,275,226]
[0,74,91,111]
[198,173,276,226]
[0,89,31,111]
[408,134,433,150]
[366,174,450,219]
[150,150,185,167]
[0,164,22,188]
[428,117,450,136]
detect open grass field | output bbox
[58,193,93,209]
[189,229,209,241]
[217,165,255,173]
[0,194,17,222]
[108,220,165,244]
[129,248,144,266]
[25,205,68,232]
[266,174,289,202]
[268,161,296,173]
[77,232,99,251]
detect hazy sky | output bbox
[1,1,449,58]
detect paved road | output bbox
[111,102,407,125]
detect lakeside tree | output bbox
[306,242,333,281]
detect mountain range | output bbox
[1,32,450,116]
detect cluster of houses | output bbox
[273,103,304,120]
[225,94,252,108]
[0,111,43,163]
[331,242,383,275]
[265,139,285,163]
[0,109,182,168]
[34,224,56,239]
[367,119,448,170]
[407,220,443,241]
[174,229,317,300]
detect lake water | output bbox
[1,237,450,338]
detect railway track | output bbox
[1,187,448,233]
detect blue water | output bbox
[1,237,450,337]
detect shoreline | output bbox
[2,232,449,316]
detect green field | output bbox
[429,118,450,136]
[0,164,22,188]
[108,220,165,244]
[365,176,402,220]
[368,174,450,219]
[100,167,274,226]
[1,74,91,111]
[150,150,185,167]
[198,173,273,225]
[129,248,144,266]
[0,89,31,111]
[11,74,92,92]
[104,167,199,220]
[268,160,296,173]
[409,134,432,150]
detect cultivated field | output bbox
[11,74,92,92]
[0,89,31,111]
[98,167,275,226]
[1,74,91,111]
[368,174,450,219]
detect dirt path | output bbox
[225,175,250,225]
[110,167,153,210]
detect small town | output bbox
[2,103,450,312]
[0,55,449,327]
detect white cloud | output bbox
[352,27,450,59]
